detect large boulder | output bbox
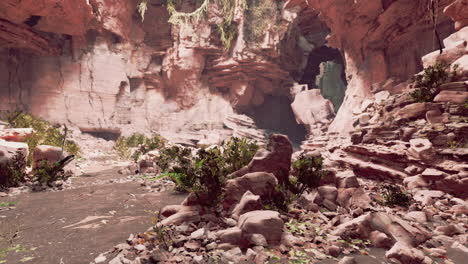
[291,89,335,130]
[237,210,284,245]
[229,134,293,185]
[32,145,66,167]
[231,191,261,220]
[223,172,278,209]
[0,140,29,160]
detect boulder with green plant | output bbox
[1,111,80,164]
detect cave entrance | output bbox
[244,95,307,148]
[299,46,347,112]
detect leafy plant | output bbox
[291,154,325,196]
[155,137,258,206]
[2,111,80,163]
[410,63,449,102]
[379,184,413,207]
[32,155,74,186]
[114,133,165,161]
[144,210,174,250]
[0,151,27,188]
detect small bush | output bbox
[379,184,413,207]
[33,155,74,186]
[2,111,80,163]
[291,154,325,196]
[114,133,166,161]
[410,63,449,102]
[0,151,28,188]
[155,137,259,206]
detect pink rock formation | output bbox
[305,0,456,133]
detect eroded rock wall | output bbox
[306,0,457,133]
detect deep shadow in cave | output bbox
[300,46,346,89]
[299,46,348,111]
[245,95,307,148]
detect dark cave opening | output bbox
[81,129,122,141]
[299,46,348,111]
[24,15,42,27]
[245,95,307,148]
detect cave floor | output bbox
[0,167,186,264]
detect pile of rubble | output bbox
[93,134,467,264]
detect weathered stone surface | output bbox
[408,138,436,161]
[369,231,393,249]
[231,191,261,220]
[396,103,428,120]
[335,171,360,188]
[238,210,284,245]
[224,172,278,209]
[291,89,335,131]
[0,140,28,160]
[215,227,243,245]
[385,241,425,264]
[444,0,468,30]
[32,145,66,167]
[434,90,468,104]
[0,128,34,142]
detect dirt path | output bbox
[0,167,185,264]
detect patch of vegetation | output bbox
[2,111,80,164]
[0,244,35,263]
[337,238,371,250]
[285,219,312,236]
[154,137,258,206]
[290,154,325,196]
[378,184,413,207]
[244,0,282,43]
[114,133,166,161]
[262,154,328,212]
[32,156,74,186]
[0,151,27,188]
[144,210,174,250]
[410,63,449,102]
[0,202,16,207]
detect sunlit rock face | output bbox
[0,0,460,144]
[306,0,456,133]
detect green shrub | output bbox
[154,137,259,206]
[0,151,28,188]
[410,63,449,102]
[291,154,325,196]
[2,111,80,163]
[379,184,413,207]
[222,137,259,174]
[114,133,166,161]
[33,156,74,186]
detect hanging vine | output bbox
[137,0,243,49]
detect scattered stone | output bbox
[408,138,436,161]
[386,242,425,264]
[231,191,261,220]
[369,231,393,249]
[405,211,428,224]
[223,172,278,209]
[238,210,284,245]
[338,256,357,264]
[435,224,464,236]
